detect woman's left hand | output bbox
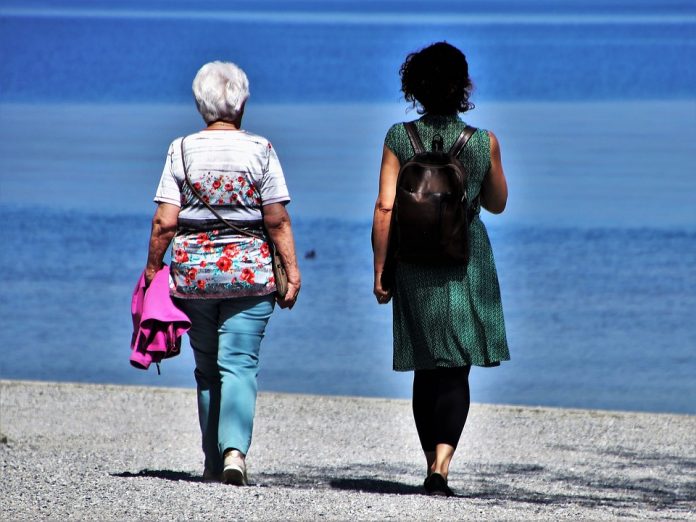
[144,267,158,287]
[374,271,392,305]
[144,203,180,288]
[372,145,399,306]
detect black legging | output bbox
[412,366,471,452]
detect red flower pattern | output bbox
[172,167,278,296]
[223,244,240,258]
[240,268,255,285]
[174,248,189,263]
[216,256,232,272]
[190,175,263,207]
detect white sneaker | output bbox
[222,449,248,486]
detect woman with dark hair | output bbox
[372,42,510,496]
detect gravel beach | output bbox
[1,380,694,520]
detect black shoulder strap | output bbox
[449,126,477,157]
[404,122,425,155]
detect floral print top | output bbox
[154,130,290,299]
[170,228,276,298]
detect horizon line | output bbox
[2,8,696,25]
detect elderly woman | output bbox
[372,42,510,496]
[144,61,301,485]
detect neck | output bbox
[206,120,240,131]
[423,113,459,120]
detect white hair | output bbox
[192,61,250,124]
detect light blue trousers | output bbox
[176,295,274,473]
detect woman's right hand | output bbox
[374,271,392,305]
[276,279,301,309]
[262,202,301,311]
[480,131,508,214]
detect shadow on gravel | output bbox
[252,463,425,495]
[454,461,696,510]
[330,478,423,495]
[112,470,203,483]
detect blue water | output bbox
[1,207,694,413]
[1,0,695,102]
[1,1,695,413]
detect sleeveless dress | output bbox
[384,114,510,370]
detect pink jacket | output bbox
[130,265,191,371]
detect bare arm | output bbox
[144,203,180,285]
[480,131,508,214]
[371,145,400,304]
[263,202,301,309]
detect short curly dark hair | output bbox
[400,42,474,115]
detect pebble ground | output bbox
[1,380,695,520]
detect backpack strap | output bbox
[403,122,426,155]
[449,126,477,157]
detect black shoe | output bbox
[423,472,454,497]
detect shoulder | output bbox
[238,130,274,150]
[465,127,492,147]
[386,122,407,133]
[385,122,403,138]
[384,122,410,148]
[165,136,185,164]
[174,133,204,153]
[484,129,500,152]
[167,136,185,151]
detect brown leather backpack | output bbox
[388,122,479,269]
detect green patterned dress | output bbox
[384,114,510,370]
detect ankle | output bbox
[425,451,436,476]
[431,467,448,481]
[223,448,245,459]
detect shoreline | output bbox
[4,377,696,418]
[2,379,695,520]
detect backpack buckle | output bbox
[432,134,444,152]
